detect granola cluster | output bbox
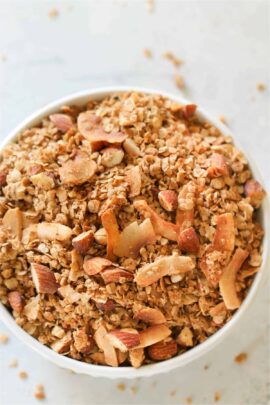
[0,92,265,367]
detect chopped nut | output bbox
[24,296,40,321]
[2,207,23,239]
[176,327,193,347]
[178,227,200,254]
[107,328,140,351]
[123,138,142,157]
[101,267,134,283]
[126,166,141,197]
[95,299,116,312]
[94,325,118,367]
[207,153,230,178]
[49,113,73,132]
[0,172,7,187]
[36,222,72,242]
[8,291,24,312]
[31,263,58,294]
[101,147,124,168]
[51,333,72,354]
[31,172,55,190]
[147,340,177,361]
[83,257,112,276]
[213,213,235,252]
[72,230,94,254]
[94,228,107,245]
[59,150,97,185]
[73,329,95,354]
[158,190,178,212]
[101,208,120,260]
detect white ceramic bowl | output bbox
[0,86,269,379]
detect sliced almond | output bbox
[137,325,171,348]
[30,172,55,190]
[49,113,73,132]
[59,150,97,186]
[94,228,107,245]
[101,147,124,168]
[129,348,145,368]
[135,255,194,287]
[8,291,24,313]
[101,209,120,260]
[73,329,95,354]
[113,219,156,258]
[158,190,178,212]
[58,285,81,303]
[94,324,118,367]
[126,166,141,197]
[51,332,72,354]
[176,327,193,347]
[181,104,197,119]
[134,307,166,325]
[101,267,134,283]
[72,230,94,255]
[23,296,40,321]
[134,199,178,241]
[3,207,23,239]
[123,138,142,157]
[147,340,178,361]
[37,222,72,242]
[178,227,200,254]
[31,263,58,294]
[207,153,230,178]
[219,248,249,310]
[106,329,140,352]
[83,257,112,276]
[212,213,235,252]
[244,179,265,208]
[69,249,83,282]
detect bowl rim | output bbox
[0,85,269,379]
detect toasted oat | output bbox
[59,150,97,185]
[94,324,118,367]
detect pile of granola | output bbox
[0,92,265,367]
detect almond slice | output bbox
[106,329,140,352]
[8,291,24,313]
[244,179,265,208]
[101,209,120,260]
[94,324,118,367]
[49,113,73,132]
[123,138,142,157]
[113,219,156,258]
[158,190,178,212]
[134,307,166,325]
[219,248,249,310]
[51,332,72,354]
[134,200,178,241]
[147,340,178,361]
[31,263,58,294]
[212,213,235,252]
[101,267,134,283]
[207,153,230,178]
[135,255,194,287]
[83,257,113,276]
[3,207,23,239]
[59,150,97,185]
[129,348,145,368]
[126,166,141,197]
[101,147,124,168]
[73,329,95,354]
[178,227,200,254]
[37,222,72,242]
[72,230,94,255]
[0,172,7,187]
[137,325,171,348]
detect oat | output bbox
[234,352,248,364]
[0,334,9,344]
[19,371,28,379]
[256,83,266,92]
[143,48,152,58]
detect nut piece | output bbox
[0,172,7,187]
[137,325,171,348]
[37,222,72,242]
[147,340,178,361]
[101,147,124,168]
[94,324,118,367]
[59,150,97,185]
[2,207,23,239]
[101,267,134,283]
[176,181,196,230]
[49,113,73,132]
[129,348,145,368]
[158,190,178,212]
[135,255,194,287]
[219,248,249,310]
[178,227,200,254]
[30,172,55,190]
[207,153,230,178]
[8,291,24,313]
[176,327,193,347]
[101,208,120,260]
[31,263,58,294]
[95,299,116,312]
[51,332,72,354]
[212,213,235,252]
[69,249,83,282]
[73,329,95,354]
[21,224,38,244]
[123,138,141,157]
[181,104,197,119]
[244,179,265,208]
[72,230,94,255]
[134,307,166,325]
[83,257,112,276]
[23,296,40,321]
[94,228,107,245]
[106,329,140,352]
[126,166,141,197]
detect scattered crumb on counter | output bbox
[219,115,226,124]
[164,51,183,67]
[34,385,46,401]
[130,385,138,395]
[214,391,221,402]
[143,48,152,58]
[48,8,59,18]
[0,334,9,344]
[175,74,185,90]
[170,389,177,397]
[204,364,210,370]
[117,383,126,392]
[185,396,193,404]
[9,358,18,368]
[146,0,154,13]
[256,83,266,92]
[0,54,7,62]
[234,352,248,364]
[68,369,76,374]
[19,371,28,380]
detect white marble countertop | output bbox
[0,1,269,404]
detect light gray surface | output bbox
[0,1,269,404]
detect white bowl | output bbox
[0,86,269,379]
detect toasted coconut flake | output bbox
[219,248,249,310]
[113,219,156,258]
[51,332,72,354]
[129,348,145,368]
[134,307,166,325]
[106,329,140,352]
[134,199,178,241]
[3,207,23,239]
[72,230,94,255]
[101,267,134,283]
[101,147,124,168]
[37,222,72,242]
[31,263,58,294]
[244,179,265,208]
[135,255,194,287]
[147,340,178,361]
[101,209,120,260]
[49,113,73,132]
[123,138,142,157]
[126,166,141,197]
[83,257,112,276]
[158,190,178,212]
[181,104,197,119]
[213,213,235,252]
[137,325,171,348]
[59,150,97,185]
[207,153,230,178]
[69,249,83,282]
[178,227,200,254]
[94,325,118,367]
[8,291,24,313]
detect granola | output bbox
[0,91,265,368]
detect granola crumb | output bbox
[9,358,18,368]
[164,51,183,67]
[175,74,185,90]
[185,396,193,404]
[130,385,138,395]
[117,383,126,392]
[234,352,248,364]
[204,364,210,370]
[0,54,7,62]
[219,115,226,124]
[0,334,9,344]
[256,82,266,92]
[143,48,152,58]
[48,8,59,18]
[19,371,28,379]
[214,391,221,402]
[170,389,177,397]
[34,385,46,401]
[146,0,154,13]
